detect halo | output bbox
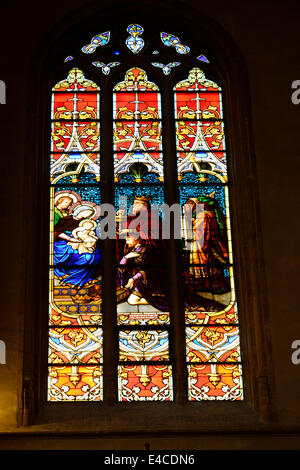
[185,198,199,204]
[78,218,98,228]
[69,201,101,220]
[54,190,81,206]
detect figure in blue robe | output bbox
[53,211,101,288]
[54,238,101,287]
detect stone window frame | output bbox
[20,1,274,431]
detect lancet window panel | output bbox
[113,67,164,183]
[49,69,103,401]
[174,68,243,401]
[114,67,173,401]
[50,69,101,186]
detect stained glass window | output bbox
[47,25,244,404]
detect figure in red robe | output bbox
[183,195,230,294]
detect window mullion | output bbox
[160,80,188,404]
[101,79,118,405]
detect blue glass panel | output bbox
[115,184,164,210]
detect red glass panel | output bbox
[51,121,100,153]
[118,365,173,401]
[114,92,161,120]
[188,363,243,400]
[174,91,223,120]
[176,120,225,152]
[48,365,103,401]
[113,121,162,154]
[52,93,99,120]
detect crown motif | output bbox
[133,195,151,206]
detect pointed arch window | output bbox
[47,24,243,402]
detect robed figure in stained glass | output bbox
[183,195,230,294]
[117,196,166,251]
[118,231,170,310]
[54,201,102,289]
[117,196,169,310]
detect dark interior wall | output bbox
[0,0,299,449]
